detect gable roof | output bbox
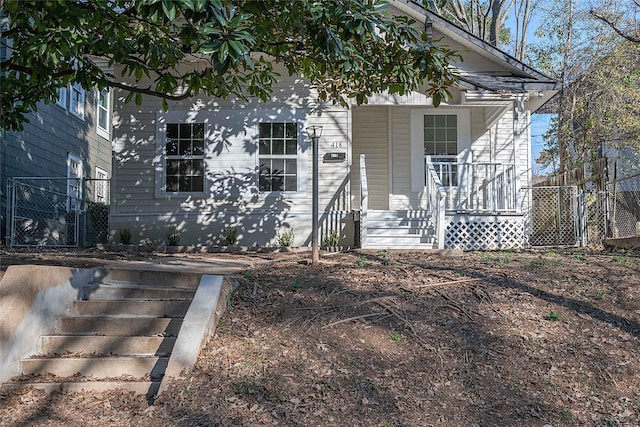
[390,0,560,110]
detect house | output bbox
[0,82,113,246]
[109,1,559,250]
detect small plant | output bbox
[354,256,372,267]
[614,255,629,264]
[390,333,401,342]
[119,228,132,244]
[595,290,608,300]
[378,251,391,265]
[276,228,295,247]
[574,254,586,261]
[546,310,561,321]
[243,270,252,279]
[291,280,300,291]
[166,224,180,246]
[322,230,340,247]
[223,226,239,246]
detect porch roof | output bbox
[456,72,560,93]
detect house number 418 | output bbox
[331,141,345,148]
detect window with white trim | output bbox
[56,86,67,109]
[258,122,298,192]
[96,89,110,139]
[67,154,83,211]
[94,167,109,203]
[424,114,458,186]
[70,83,85,119]
[164,123,205,193]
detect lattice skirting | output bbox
[445,217,525,250]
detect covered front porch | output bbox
[358,154,528,250]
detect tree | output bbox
[430,0,514,48]
[590,0,640,44]
[0,0,460,132]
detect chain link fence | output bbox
[6,177,110,247]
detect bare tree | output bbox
[590,0,640,43]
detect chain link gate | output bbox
[6,177,110,247]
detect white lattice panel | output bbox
[445,217,525,250]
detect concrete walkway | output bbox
[105,255,265,275]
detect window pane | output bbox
[447,128,457,142]
[285,139,297,155]
[272,159,285,173]
[167,124,179,139]
[259,175,270,191]
[192,176,204,192]
[179,123,191,139]
[271,175,284,191]
[259,161,271,175]
[98,109,107,129]
[259,123,270,139]
[180,176,192,192]
[285,176,297,191]
[285,123,297,138]
[272,139,284,155]
[273,123,284,138]
[259,140,270,155]
[193,139,205,155]
[285,159,296,173]
[179,140,192,155]
[192,160,204,175]
[424,128,434,142]
[424,144,435,155]
[447,143,457,155]
[166,176,179,192]
[193,123,204,139]
[424,115,434,127]
[435,128,446,141]
[446,115,457,127]
[434,115,446,127]
[166,160,179,174]
[435,143,447,155]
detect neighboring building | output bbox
[0,83,113,246]
[110,2,560,250]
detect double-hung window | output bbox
[424,114,458,186]
[70,83,85,119]
[56,86,68,109]
[165,123,205,193]
[258,122,298,192]
[96,89,110,139]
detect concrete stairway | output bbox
[12,272,198,399]
[364,210,438,249]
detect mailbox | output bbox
[323,152,346,163]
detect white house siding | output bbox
[111,69,354,247]
[351,106,390,210]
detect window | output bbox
[56,86,67,109]
[424,114,458,186]
[165,123,205,193]
[96,89,109,139]
[67,154,83,211]
[94,167,109,203]
[70,83,85,119]
[258,122,298,192]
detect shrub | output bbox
[277,228,295,247]
[322,230,340,247]
[166,225,180,246]
[223,226,239,246]
[119,228,132,244]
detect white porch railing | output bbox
[359,154,369,248]
[425,157,447,249]
[427,157,519,213]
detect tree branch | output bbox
[590,10,640,43]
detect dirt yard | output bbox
[1,248,639,426]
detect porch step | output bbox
[20,356,169,379]
[40,335,177,356]
[81,283,195,301]
[71,299,191,317]
[363,210,437,249]
[58,316,182,336]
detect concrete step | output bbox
[367,209,431,220]
[367,226,430,235]
[1,380,160,396]
[21,356,169,379]
[98,269,201,289]
[71,300,191,317]
[58,316,182,336]
[82,283,195,301]
[40,335,177,356]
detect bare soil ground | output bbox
[1,248,640,426]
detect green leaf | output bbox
[162,0,176,21]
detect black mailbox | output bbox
[323,152,346,163]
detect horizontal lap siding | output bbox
[351,106,389,210]
[390,107,419,210]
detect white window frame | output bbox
[56,86,68,109]
[67,154,83,211]
[257,122,300,193]
[94,167,109,203]
[410,109,471,192]
[96,88,110,139]
[69,83,85,119]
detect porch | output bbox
[358,155,527,250]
